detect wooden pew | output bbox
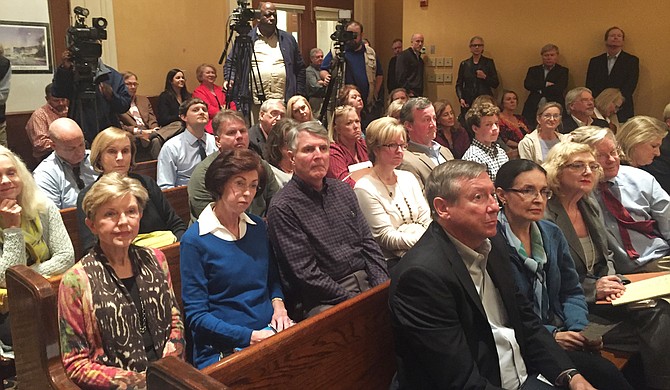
[132,159,158,181]
[6,265,78,389]
[59,207,82,260]
[147,282,396,390]
[163,185,190,225]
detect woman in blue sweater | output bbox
[494,159,632,389]
[180,149,294,369]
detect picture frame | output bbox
[0,20,53,74]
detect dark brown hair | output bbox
[205,149,266,200]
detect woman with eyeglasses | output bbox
[327,105,370,188]
[518,102,568,163]
[495,159,632,390]
[354,118,430,269]
[180,149,293,369]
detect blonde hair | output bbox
[286,95,314,122]
[90,127,136,173]
[543,141,602,195]
[328,105,357,142]
[82,172,148,221]
[594,88,624,126]
[195,63,216,83]
[663,103,670,123]
[616,115,668,164]
[365,117,406,163]
[0,146,47,220]
[386,100,404,119]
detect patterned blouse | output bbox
[498,114,530,145]
[58,245,184,389]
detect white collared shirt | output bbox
[198,203,256,241]
[446,232,529,389]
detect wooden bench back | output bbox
[148,282,396,389]
[6,265,78,389]
[163,185,190,225]
[132,159,158,181]
[59,207,82,260]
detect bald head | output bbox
[49,118,86,165]
[410,33,424,54]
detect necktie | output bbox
[599,182,658,259]
[197,139,207,161]
[72,165,85,190]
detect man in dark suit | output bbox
[522,44,569,128]
[389,160,594,389]
[561,87,609,134]
[586,26,639,122]
[387,39,402,93]
[396,34,425,97]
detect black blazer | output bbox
[456,56,499,106]
[585,51,639,122]
[560,115,609,134]
[389,223,573,389]
[522,64,569,126]
[396,48,424,96]
[387,56,399,93]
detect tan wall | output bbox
[113,0,230,96]
[374,0,403,97]
[402,0,669,119]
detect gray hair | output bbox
[568,125,616,148]
[400,97,433,125]
[286,121,329,152]
[425,160,487,220]
[565,87,592,114]
[309,48,323,58]
[259,98,285,115]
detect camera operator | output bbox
[52,49,131,145]
[320,20,383,130]
[223,1,306,120]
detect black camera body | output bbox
[66,7,108,99]
[230,0,260,35]
[330,17,358,54]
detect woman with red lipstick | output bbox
[286,95,315,123]
[354,118,430,269]
[180,149,294,369]
[76,127,186,253]
[59,173,185,389]
[192,64,231,134]
[327,105,370,188]
[495,159,632,390]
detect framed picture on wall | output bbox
[0,20,53,73]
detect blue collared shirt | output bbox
[595,165,670,266]
[33,151,98,209]
[157,129,217,189]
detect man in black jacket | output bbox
[389,160,594,389]
[522,44,569,128]
[456,36,499,123]
[0,45,12,148]
[586,26,639,122]
[396,34,424,97]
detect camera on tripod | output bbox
[329,10,356,50]
[66,6,108,99]
[230,0,260,35]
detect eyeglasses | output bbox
[470,44,484,48]
[506,187,553,200]
[564,162,601,172]
[380,143,407,151]
[541,114,561,120]
[124,82,139,87]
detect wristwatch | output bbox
[559,369,580,387]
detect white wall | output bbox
[1,0,53,113]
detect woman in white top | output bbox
[518,102,568,163]
[354,117,430,269]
